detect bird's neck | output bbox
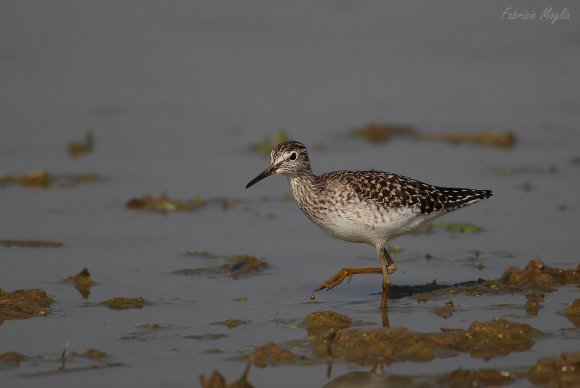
[288,171,319,210]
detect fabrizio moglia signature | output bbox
[501,7,570,24]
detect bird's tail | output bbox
[436,187,492,211]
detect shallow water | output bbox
[1,1,579,387]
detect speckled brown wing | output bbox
[323,171,491,215]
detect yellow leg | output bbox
[314,267,382,291]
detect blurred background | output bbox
[1,1,579,387]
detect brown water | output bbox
[1,1,579,387]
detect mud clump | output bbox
[416,259,579,302]
[525,293,545,316]
[565,299,580,327]
[0,288,54,324]
[252,343,302,368]
[434,301,456,319]
[200,359,254,388]
[0,351,27,366]
[528,352,580,386]
[102,297,146,310]
[501,259,580,291]
[61,268,95,299]
[174,255,270,279]
[322,317,541,365]
[457,317,542,359]
[306,311,352,338]
[445,368,513,387]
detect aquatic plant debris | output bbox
[212,319,251,329]
[0,288,54,324]
[305,311,352,338]
[433,301,456,319]
[0,352,27,367]
[200,358,254,388]
[351,121,516,149]
[60,268,95,299]
[351,122,415,144]
[173,255,270,279]
[249,130,289,155]
[413,259,580,302]
[525,293,544,316]
[0,170,99,189]
[252,313,542,368]
[126,194,245,213]
[528,352,580,386]
[185,333,228,341]
[565,299,580,327]
[0,240,63,248]
[429,221,483,234]
[102,297,146,310]
[68,130,94,158]
[252,342,302,368]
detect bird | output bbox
[245,140,492,307]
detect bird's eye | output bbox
[289,152,297,160]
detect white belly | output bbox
[311,204,437,246]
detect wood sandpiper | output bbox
[246,140,492,307]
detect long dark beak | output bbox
[246,165,277,189]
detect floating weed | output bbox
[0,352,28,367]
[249,130,289,155]
[0,240,63,248]
[525,293,545,316]
[0,288,54,323]
[212,319,251,329]
[232,296,248,302]
[185,333,228,341]
[565,299,580,327]
[67,130,94,158]
[252,342,303,368]
[351,122,416,144]
[60,268,95,299]
[419,131,517,149]
[350,121,516,149]
[528,352,580,386]
[127,194,246,214]
[173,255,270,279]
[200,357,253,388]
[248,313,542,367]
[429,221,483,234]
[410,259,578,303]
[0,170,99,189]
[102,297,146,310]
[433,301,456,319]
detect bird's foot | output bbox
[314,267,382,292]
[387,263,398,274]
